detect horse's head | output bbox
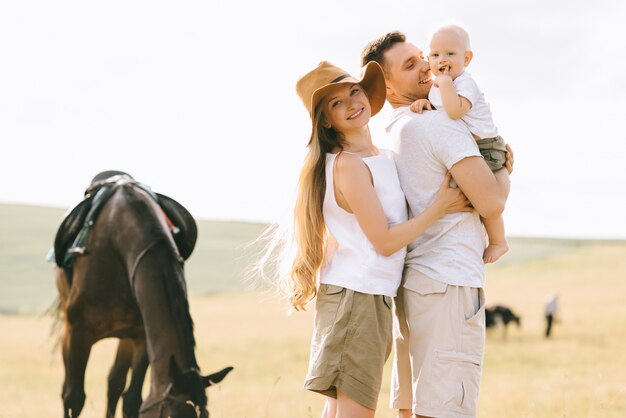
[142,357,233,418]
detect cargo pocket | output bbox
[489,150,506,162]
[431,349,482,413]
[479,149,504,166]
[308,285,347,371]
[315,284,345,335]
[403,274,448,296]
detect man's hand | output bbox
[504,143,514,174]
[410,99,433,114]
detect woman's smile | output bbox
[347,107,364,120]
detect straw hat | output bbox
[295,61,386,119]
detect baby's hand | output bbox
[410,99,433,114]
[433,66,453,88]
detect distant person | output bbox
[259,60,471,417]
[409,24,509,264]
[544,293,560,338]
[361,31,513,418]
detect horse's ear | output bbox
[169,355,184,386]
[202,366,234,388]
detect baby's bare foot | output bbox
[483,243,509,264]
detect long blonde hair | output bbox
[289,107,345,309]
[253,103,344,311]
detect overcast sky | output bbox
[1,0,625,239]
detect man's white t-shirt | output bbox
[429,71,498,139]
[386,108,487,288]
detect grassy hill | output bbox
[0,203,267,314]
[0,203,620,314]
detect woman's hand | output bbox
[504,143,514,174]
[434,173,473,214]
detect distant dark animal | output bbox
[52,171,233,418]
[485,305,521,338]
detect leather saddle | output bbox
[53,171,198,270]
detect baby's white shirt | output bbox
[428,71,498,139]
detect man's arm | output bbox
[450,157,510,219]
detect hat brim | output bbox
[310,61,386,118]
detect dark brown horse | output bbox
[53,172,232,417]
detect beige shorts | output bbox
[304,284,393,410]
[390,270,485,418]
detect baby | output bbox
[411,24,509,263]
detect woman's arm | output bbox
[334,153,471,257]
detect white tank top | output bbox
[320,150,408,297]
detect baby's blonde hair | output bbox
[432,24,472,51]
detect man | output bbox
[361,31,512,418]
[544,293,559,338]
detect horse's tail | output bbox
[46,265,70,352]
[44,296,64,352]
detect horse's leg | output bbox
[61,326,93,418]
[122,338,149,418]
[106,339,133,418]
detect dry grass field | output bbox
[1,204,626,417]
[2,243,626,417]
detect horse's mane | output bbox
[158,245,198,369]
[126,186,199,370]
[136,186,207,406]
